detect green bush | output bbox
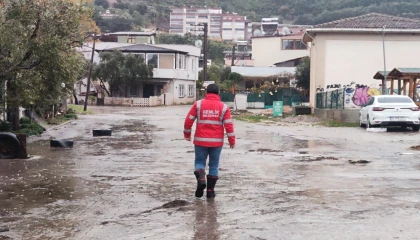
[67,108,76,114]
[0,120,12,132]
[17,122,44,136]
[20,117,31,124]
[65,113,78,119]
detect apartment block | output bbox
[169,7,251,41]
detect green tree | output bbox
[93,52,153,97]
[0,0,97,129]
[295,57,310,90]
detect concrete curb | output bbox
[44,119,77,132]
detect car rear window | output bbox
[377,97,413,103]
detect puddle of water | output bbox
[245,132,336,154]
[0,141,104,214]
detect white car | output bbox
[359,95,420,131]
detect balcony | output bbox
[153,68,196,81]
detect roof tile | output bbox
[314,13,420,29]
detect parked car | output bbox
[359,95,420,131]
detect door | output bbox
[143,84,155,98]
[362,97,375,122]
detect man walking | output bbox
[184,84,235,198]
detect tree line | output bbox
[93,0,420,31]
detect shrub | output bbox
[0,120,12,132]
[17,122,45,136]
[65,113,78,119]
[20,117,31,124]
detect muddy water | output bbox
[2,106,420,239]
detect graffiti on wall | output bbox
[325,83,381,108]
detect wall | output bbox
[309,32,420,107]
[314,108,360,123]
[252,37,309,66]
[172,79,196,105]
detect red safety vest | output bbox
[184,93,235,147]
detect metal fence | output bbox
[220,92,235,102]
[247,88,304,108]
[316,89,344,109]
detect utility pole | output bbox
[84,33,96,111]
[190,23,209,82]
[203,23,208,82]
[231,45,236,66]
[382,26,387,95]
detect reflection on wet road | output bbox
[1,106,420,240]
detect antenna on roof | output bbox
[253,29,262,37]
[282,27,291,35]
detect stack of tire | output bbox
[0,132,21,159]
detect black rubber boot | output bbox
[194,169,207,198]
[206,175,219,198]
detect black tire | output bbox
[367,116,372,128]
[0,132,21,159]
[93,129,112,137]
[412,125,420,132]
[359,115,366,128]
[50,139,74,148]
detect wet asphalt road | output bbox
[1,105,420,240]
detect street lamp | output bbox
[382,25,387,95]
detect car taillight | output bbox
[372,107,385,111]
[410,107,420,111]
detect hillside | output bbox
[95,0,420,29]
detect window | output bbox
[377,97,413,103]
[129,85,138,96]
[282,40,294,50]
[127,36,136,43]
[188,85,194,97]
[191,59,195,71]
[147,53,158,68]
[282,40,307,50]
[134,53,145,61]
[178,55,187,69]
[179,84,185,97]
[159,54,175,69]
[367,97,375,106]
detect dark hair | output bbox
[206,83,220,95]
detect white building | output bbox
[303,13,420,108]
[96,44,201,105]
[169,7,251,40]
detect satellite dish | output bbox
[253,30,262,37]
[195,40,203,48]
[282,27,291,35]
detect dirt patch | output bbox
[249,149,283,153]
[120,200,191,218]
[299,156,338,162]
[410,145,420,150]
[349,160,371,164]
[161,200,190,209]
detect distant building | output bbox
[252,31,309,67]
[169,7,251,41]
[100,10,118,19]
[100,32,156,44]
